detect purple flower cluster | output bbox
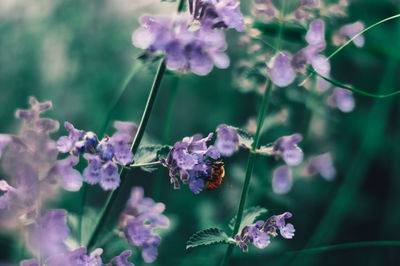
[0,97,60,228]
[234,212,295,251]
[55,121,137,191]
[119,187,169,263]
[132,0,244,75]
[162,124,239,194]
[23,209,134,266]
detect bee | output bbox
[206,161,225,190]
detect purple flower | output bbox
[100,161,120,190]
[334,21,365,48]
[215,124,239,156]
[252,0,278,22]
[189,0,245,32]
[327,87,355,112]
[304,153,336,181]
[0,134,12,159]
[15,97,53,124]
[120,187,169,263]
[0,180,16,210]
[268,52,296,87]
[57,122,85,153]
[305,19,326,50]
[109,250,135,266]
[27,210,70,259]
[54,156,83,191]
[272,166,293,194]
[263,212,295,239]
[272,134,304,166]
[83,154,102,184]
[235,211,295,251]
[132,12,231,76]
[163,132,225,194]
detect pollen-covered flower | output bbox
[119,187,169,263]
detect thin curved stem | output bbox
[86,59,166,250]
[287,241,400,255]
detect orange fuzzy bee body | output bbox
[206,161,225,190]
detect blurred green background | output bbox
[1,0,400,265]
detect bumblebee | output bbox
[206,161,225,190]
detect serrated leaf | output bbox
[186,228,230,249]
[229,206,268,233]
[232,127,254,149]
[134,145,172,172]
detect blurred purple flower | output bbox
[268,52,296,87]
[272,166,293,194]
[27,210,70,259]
[132,12,232,76]
[215,124,239,156]
[109,250,135,266]
[252,0,278,22]
[334,21,365,48]
[53,156,83,191]
[304,153,336,181]
[327,87,355,112]
[0,134,12,159]
[120,187,169,263]
[272,134,304,166]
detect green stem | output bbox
[287,241,400,255]
[153,76,180,201]
[78,62,141,245]
[221,81,273,266]
[129,161,162,168]
[86,59,166,250]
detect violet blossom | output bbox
[234,212,295,251]
[327,86,355,112]
[119,187,169,263]
[304,152,336,181]
[272,166,293,194]
[55,121,137,191]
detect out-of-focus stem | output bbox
[86,59,166,250]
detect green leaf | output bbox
[229,206,268,233]
[134,145,172,172]
[186,228,231,249]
